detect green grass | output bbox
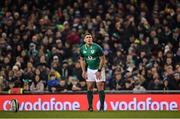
[0,111,180,118]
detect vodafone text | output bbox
[3,97,178,111]
[109,97,177,110]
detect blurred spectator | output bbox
[51,55,61,73]
[165,72,180,90]
[30,75,44,93]
[70,76,81,91]
[23,62,35,83]
[133,82,146,93]
[39,63,49,87]
[47,69,60,92]
[22,79,31,92]
[147,74,164,90]
[60,60,72,82]
[72,62,84,81]
[110,69,125,90]
[0,75,8,91]
[57,79,68,92]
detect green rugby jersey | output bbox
[80,43,104,70]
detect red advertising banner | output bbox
[0,94,179,111]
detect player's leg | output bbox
[96,81,105,112]
[87,81,94,111]
[96,68,106,112]
[86,68,96,111]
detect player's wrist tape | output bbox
[98,69,102,72]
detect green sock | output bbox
[87,91,93,108]
[99,90,105,108]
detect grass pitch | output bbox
[0,111,180,118]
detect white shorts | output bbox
[86,68,106,82]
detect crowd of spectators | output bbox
[0,0,179,93]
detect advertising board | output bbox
[0,94,179,111]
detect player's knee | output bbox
[97,86,104,91]
[87,86,93,91]
[97,88,104,91]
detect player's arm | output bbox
[79,57,87,79]
[97,44,105,71]
[96,55,105,80]
[79,56,86,73]
[98,55,105,71]
[79,47,87,79]
[96,45,105,80]
[79,47,85,71]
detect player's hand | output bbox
[95,71,101,80]
[82,71,87,79]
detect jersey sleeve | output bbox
[97,44,104,56]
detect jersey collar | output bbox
[85,43,93,50]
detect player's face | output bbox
[84,35,93,45]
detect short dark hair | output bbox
[83,32,92,38]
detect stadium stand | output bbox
[0,0,179,93]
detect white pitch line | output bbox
[1,117,179,119]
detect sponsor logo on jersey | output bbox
[88,56,93,60]
[91,50,95,54]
